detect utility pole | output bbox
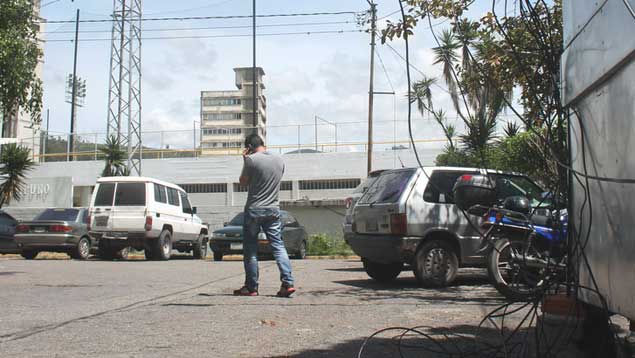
[252,0,258,135]
[68,9,80,161]
[366,1,377,174]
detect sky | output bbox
[38,0,516,153]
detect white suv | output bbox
[89,177,208,261]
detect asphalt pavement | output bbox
[0,255,607,357]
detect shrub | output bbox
[307,234,354,256]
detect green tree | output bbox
[100,135,128,177]
[382,0,565,188]
[0,143,35,208]
[0,0,43,136]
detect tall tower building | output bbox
[200,67,266,155]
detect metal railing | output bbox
[20,120,450,162]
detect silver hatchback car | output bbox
[345,166,547,287]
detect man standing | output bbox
[234,134,296,297]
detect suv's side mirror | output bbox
[191,207,197,214]
[223,222,229,227]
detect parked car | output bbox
[345,166,548,287]
[89,177,209,261]
[0,211,19,255]
[14,208,97,260]
[343,170,386,237]
[209,211,308,261]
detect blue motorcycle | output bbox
[454,175,568,301]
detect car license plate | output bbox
[366,220,378,232]
[33,227,46,233]
[95,216,109,226]
[230,243,243,250]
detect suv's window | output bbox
[180,191,192,214]
[423,171,478,204]
[490,174,548,207]
[154,183,167,203]
[352,176,380,195]
[167,187,180,206]
[94,183,115,206]
[114,183,146,206]
[358,169,416,204]
[35,208,80,221]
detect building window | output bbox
[234,181,291,192]
[280,181,292,191]
[201,113,242,121]
[202,98,241,106]
[179,183,228,193]
[202,128,243,135]
[299,179,361,190]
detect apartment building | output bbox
[200,67,267,155]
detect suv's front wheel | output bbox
[362,258,403,282]
[192,233,207,260]
[149,230,172,261]
[414,240,459,287]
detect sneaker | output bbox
[276,284,296,298]
[233,286,258,296]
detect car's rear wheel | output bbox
[213,251,223,261]
[294,241,307,260]
[362,258,403,282]
[21,250,38,260]
[414,240,459,287]
[150,230,172,261]
[70,236,91,260]
[192,234,207,260]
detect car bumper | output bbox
[90,230,155,240]
[210,238,276,255]
[0,239,20,254]
[345,233,418,264]
[15,234,78,249]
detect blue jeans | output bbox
[243,208,294,291]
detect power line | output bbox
[45,29,365,42]
[43,20,355,34]
[43,11,364,24]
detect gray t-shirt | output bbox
[241,151,285,209]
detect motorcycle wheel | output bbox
[487,238,544,301]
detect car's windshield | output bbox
[358,169,416,204]
[229,213,244,226]
[491,174,549,207]
[352,176,379,195]
[35,208,79,221]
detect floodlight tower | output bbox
[106,0,142,175]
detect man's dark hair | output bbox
[244,133,265,150]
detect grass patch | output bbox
[307,233,354,256]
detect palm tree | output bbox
[100,135,128,177]
[0,144,36,208]
[410,78,456,150]
[503,122,521,138]
[432,30,463,118]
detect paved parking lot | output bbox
[0,255,585,357]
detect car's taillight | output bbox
[345,197,353,209]
[145,216,153,231]
[50,225,72,233]
[390,213,407,236]
[16,224,29,233]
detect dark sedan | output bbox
[209,211,308,261]
[14,208,98,260]
[0,211,19,255]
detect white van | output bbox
[89,177,208,260]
